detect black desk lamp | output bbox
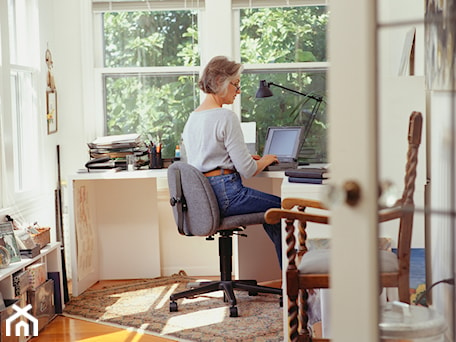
[255,79,323,140]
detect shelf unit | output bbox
[0,242,63,307]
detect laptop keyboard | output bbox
[264,162,298,171]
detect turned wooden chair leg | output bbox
[299,289,312,341]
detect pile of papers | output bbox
[88,133,147,159]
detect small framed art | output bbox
[0,222,21,263]
[46,90,58,134]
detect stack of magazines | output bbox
[284,165,329,184]
[88,133,147,159]
[84,133,149,171]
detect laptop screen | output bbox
[262,126,305,162]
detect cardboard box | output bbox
[27,279,55,332]
[26,263,47,289]
[30,227,50,249]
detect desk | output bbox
[67,169,167,296]
[67,168,289,296]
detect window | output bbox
[239,6,328,162]
[0,0,40,209]
[104,74,199,151]
[94,4,200,158]
[95,1,328,162]
[10,69,39,192]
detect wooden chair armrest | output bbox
[265,208,329,225]
[282,197,328,210]
[378,206,403,222]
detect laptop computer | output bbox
[262,126,305,171]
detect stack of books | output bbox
[285,166,329,184]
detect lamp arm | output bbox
[302,98,323,141]
[268,82,323,102]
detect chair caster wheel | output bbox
[279,296,283,307]
[229,306,238,317]
[248,291,258,296]
[170,301,178,312]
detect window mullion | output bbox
[244,62,329,73]
[96,66,200,76]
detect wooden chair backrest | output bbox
[396,111,422,281]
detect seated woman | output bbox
[182,55,282,267]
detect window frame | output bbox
[92,0,329,159]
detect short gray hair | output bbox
[198,56,243,95]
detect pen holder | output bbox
[149,151,163,169]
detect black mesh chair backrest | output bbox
[168,162,221,236]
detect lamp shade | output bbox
[255,80,273,98]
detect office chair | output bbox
[167,162,282,317]
[265,111,422,341]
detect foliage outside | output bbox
[102,7,328,161]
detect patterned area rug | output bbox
[64,272,283,342]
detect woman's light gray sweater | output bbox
[182,108,257,178]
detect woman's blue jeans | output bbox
[207,172,282,269]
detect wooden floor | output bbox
[30,315,174,342]
[30,278,282,342]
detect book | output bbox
[285,167,329,179]
[288,177,328,184]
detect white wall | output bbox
[378,0,426,248]
[378,76,426,249]
[51,0,94,189]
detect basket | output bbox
[31,227,51,249]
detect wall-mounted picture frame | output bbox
[0,222,21,263]
[47,89,57,134]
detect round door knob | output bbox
[343,180,361,206]
[321,180,362,208]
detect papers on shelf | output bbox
[87,133,148,160]
[89,133,141,148]
[77,167,123,174]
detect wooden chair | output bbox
[265,111,423,342]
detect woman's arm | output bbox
[253,154,278,176]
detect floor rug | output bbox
[63,273,283,342]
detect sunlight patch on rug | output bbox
[162,307,227,334]
[103,283,181,319]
